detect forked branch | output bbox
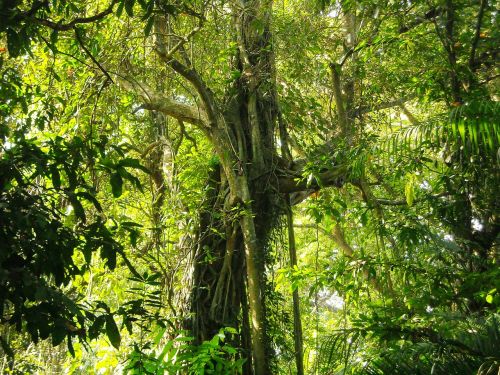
[153,18,219,126]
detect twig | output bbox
[74,27,113,83]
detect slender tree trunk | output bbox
[239,179,268,374]
[286,201,304,375]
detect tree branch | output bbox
[277,164,348,194]
[152,18,218,127]
[329,63,349,136]
[166,58,219,126]
[27,1,117,31]
[354,96,415,117]
[157,26,202,62]
[74,27,113,83]
[398,6,443,34]
[469,0,487,70]
[398,102,419,125]
[118,76,208,127]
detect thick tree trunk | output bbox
[189,162,277,374]
[189,164,245,344]
[188,156,275,365]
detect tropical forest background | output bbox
[0,0,499,374]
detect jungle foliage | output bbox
[0,0,499,374]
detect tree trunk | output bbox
[189,141,278,375]
[287,202,304,375]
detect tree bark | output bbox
[286,201,304,375]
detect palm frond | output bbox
[313,329,362,375]
[377,100,500,165]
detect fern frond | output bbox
[362,315,500,375]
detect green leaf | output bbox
[52,325,66,346]
[105,314,121,349]
[125,0,135,16]
[76,191,103,212]
[129,229,139,247]
[68,193,86,222]
[119,157,150,173]
[162,4,178,14]
[89,315,106,339]
[457,120,466,141]
[67,335,75,357]
[404,173,416,206]
[6,28,22,57]
[110,173,123,197]
[144,17,155,36]
[120,221,142,228]
[158,339,174,362]
[153,326,167,345]
[116,248,142,278]
[101,243,117,270]
[116,0,125,16]
[50,29,59,46]
[50,164,61,189]
[486,289,496,304]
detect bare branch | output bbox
[178,120,198,149]
[469,0,488,70]
[28,0,117,31]
[152,18,219,126]
[156,24,203,63]
[74,27,113,83]
[167,59,219,126]
[118,76,208,127]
